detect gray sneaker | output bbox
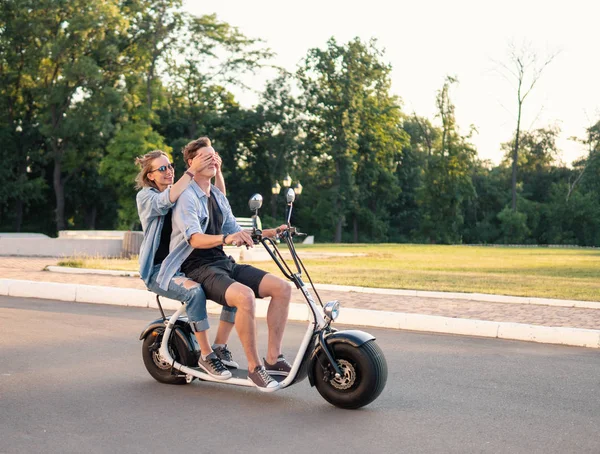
[248,365,279,392]
[212,344,240,369]
[198,352,232,380]
[264,355,292,377]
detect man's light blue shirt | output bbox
[156,182,241,291]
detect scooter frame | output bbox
[141,190,380,393]
[147,227,375,390]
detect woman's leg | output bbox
[172,276,212,354]
[147,268,230,377]
[171,276,231,379]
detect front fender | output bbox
[307,329,376,387]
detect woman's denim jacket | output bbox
[136,186,175,286]
[156,183,241,291]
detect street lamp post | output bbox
[282,174,292,188]
[271,181,281,218]
[272,176,301,220]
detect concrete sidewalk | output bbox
[2,257,600,348]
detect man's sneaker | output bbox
[264,355,292,377]
[212,344,239,369]
[248,365,279,392]
[197,352,232,380]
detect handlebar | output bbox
[250,226,306,243]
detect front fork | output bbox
[295,280,344,380]
[318,330,343,379]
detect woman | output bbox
[135,149,237,379]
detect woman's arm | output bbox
[213,152,226,195]
[168,152,213,203]
[136,188,174,225]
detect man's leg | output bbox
[189,262,279,390]
[223,282,261,371]
[258,274,292,364]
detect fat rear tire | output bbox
[141,330,187,385]
[314,340,387,409]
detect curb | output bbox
[46,266,600,310]
[2,278,599,349]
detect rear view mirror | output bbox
[285,188,295,204]
[248,194,263,212]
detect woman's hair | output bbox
[182,137,211,168]
[134,150,169,190]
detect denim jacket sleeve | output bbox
[136,187,174,231]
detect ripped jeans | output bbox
[146,264,236,332]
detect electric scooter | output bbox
[139,189,388,409]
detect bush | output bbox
[497,206,529,244]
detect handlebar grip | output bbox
[283,227,307,237]
[251,229,262,244]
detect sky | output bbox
[185,0,600,166]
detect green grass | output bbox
[56,256,141,272]
[57,244,600,301]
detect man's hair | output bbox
[182,137,211,168]
[134,150,169,190]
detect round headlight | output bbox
[324,300,341,321]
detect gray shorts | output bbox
[185,257,268,307]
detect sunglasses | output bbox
[149,164,174,174]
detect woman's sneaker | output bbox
[247,365,280,392]
[212,344,240,369]
[198,352,232,380]
[264,355,292,376]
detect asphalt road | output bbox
[1,296,599,454]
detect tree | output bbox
[11,0,130,232]
[417,77,476,243]
[155,11,273,202]
[351,81,408,242]
[237,72,303,220]
[0,0,48,231]
[496,43,558,211]
[122,0,184,113]
[100,122,172,229]
[298,37,404,242]
[567,119,600,201]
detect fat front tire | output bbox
[314,340,387,409]
[141,330,187,385]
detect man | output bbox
[157,137,292,392]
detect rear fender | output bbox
[139,317,189,340]
[139,318,199,367]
